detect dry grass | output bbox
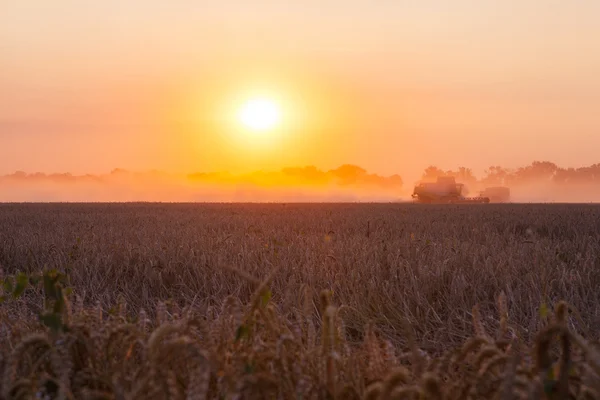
[1,203,600,399]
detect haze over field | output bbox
[2,1,600,201]
[2,161,600,202]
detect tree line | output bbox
[420,161,600,187]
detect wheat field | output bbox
[0,203,599,399]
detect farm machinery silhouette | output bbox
[411,176,510,204]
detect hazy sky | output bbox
[2,0,600,183]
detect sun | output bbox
[238,97,281,131]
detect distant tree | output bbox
[330,164,367,185]
[388,174,403,187]
[582,164,600,182]
[421,166,446,182]
[510,161,558,185]
[49,173,74,183]
[30,172,47,180]
[531,161,559,178]
[282,166,326,182]
[482,166,510,186]
[568,164,600,184]
[553,167,575,184]
[10,171,27,179]
[447,167,477,185]
[362,173,403,189]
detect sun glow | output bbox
[238,98,281,131]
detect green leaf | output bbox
[47,269,59,278]
[260,289,272,308]
[546,364,556,380]
[235,324,249,342]
[40,313,63,332]
[539,303,549,319]
[52,288,65,314]
[13,273,29,298]
[43,274,57,300]
[29,275,41,286]
[244,362,255,374]
[543,378,556,394]
[3,277,13,294]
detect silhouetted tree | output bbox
[330,164,367,185]
[504,161,557,186]
[482,166,510,186]
[421,166,446,182]
[282,166,327,183]
[388,174,403,187]
[446,167,477,185]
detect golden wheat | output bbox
[1,203,600,399]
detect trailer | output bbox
[479,186,511,203]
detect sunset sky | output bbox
[2,0,600,185]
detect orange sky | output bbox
[1,0,600,185]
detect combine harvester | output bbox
[411,176,510,204]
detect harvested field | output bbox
[1,203,599,398]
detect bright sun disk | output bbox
[238,98,281,131]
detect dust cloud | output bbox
[0,165,404,202]
[2,161,600,202]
